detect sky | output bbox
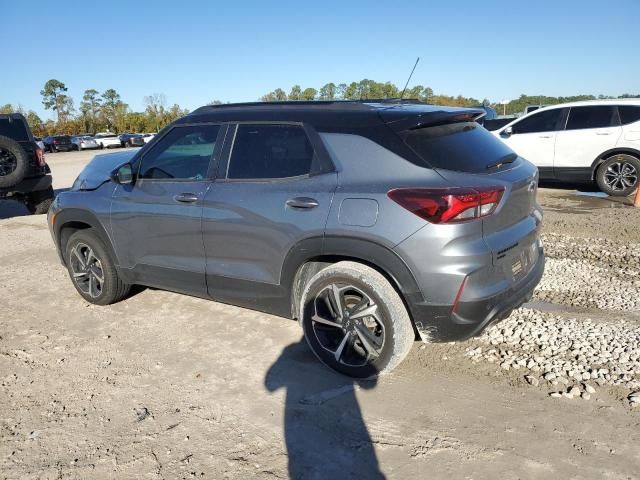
[2,0,639,120]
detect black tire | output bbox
[0,135,28,188]
[299,261,414,378]
[596,154,640,197]
[25,186,54,214]
[65,229,131,305]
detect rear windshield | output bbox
[405,122,516,173]
[0,118,30,141]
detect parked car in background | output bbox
[34,137,45,151]
[493,99,640,196]
[43,135,74,152]
[142,133,156,143]
[0,113,54,214]
[71,135,100,151]
[48,100,544,378]
[119,133,144,147]
[94,133,122,149]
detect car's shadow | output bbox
[0,188,68,220]
[265,338,385,479]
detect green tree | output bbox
[301,88,317,101]
[0,104,13,114]
[101,89,122,131]
[40,79,69,123]
[26,111,44,137]
[80,89,101,133]
[144,93,167,132]
[319,83,337,100]
[288,85,302,100]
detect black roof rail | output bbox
[190,98,427,115]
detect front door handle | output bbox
[538,134,553,138]
[174,193,199,203]
[286,197,319,209]
[595,131,612,135]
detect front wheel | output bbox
[596,154,640,196]
[299,261,414,378]
[65,229,131,305]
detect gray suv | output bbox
[48,101,544,378]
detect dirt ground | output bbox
[1,150,639,479]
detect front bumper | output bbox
[409,246,545,343]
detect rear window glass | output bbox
[405,122,516,173]
[619,106,640,125]
[0,118,30,141]
[566,106,618,130]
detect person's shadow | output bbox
[265,338,384,480]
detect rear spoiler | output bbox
[379,107,486,132]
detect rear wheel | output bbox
[65,229,130,305]
[25,186,54,214]
[299,261,414,378]
[596,154,640,196]
[0,135,28,188]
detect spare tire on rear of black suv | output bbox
[0,135,28,188]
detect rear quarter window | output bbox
[405,122,516,173]
[619,106,640,125]
[0,118,30,141]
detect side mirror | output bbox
[111,163,134,185]
[501,126,513,138]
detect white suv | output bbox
[493,99,640,196]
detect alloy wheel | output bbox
[311,283,385,367]
[69,242,105,298]
[0,148,17,176]
[604,155,638,192]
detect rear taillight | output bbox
[387,187,504,224]
[34,147,45,167]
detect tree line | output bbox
[0,79,189,137]
[2,78,638,138]
[261,79,638,115]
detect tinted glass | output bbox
[228,124,314,179]
[406,122,517,173]
[0,118,30,141]
[566,106,618,130]
[511,109,563,134]
[619,106,640,125]
[139,124,220,180]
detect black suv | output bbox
[0,113,54,214]
[43,135,74,153]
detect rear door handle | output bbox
[596,131,612,135]
[286,197,319,209]
[173,193,199,203]
[538,135,553,138]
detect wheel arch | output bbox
[283,236,423,327]
[55,209,119,267]
[590,147,640,180]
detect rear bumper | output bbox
[409,245,544,343]
[0,174,52,195]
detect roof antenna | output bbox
[400,57,420,99]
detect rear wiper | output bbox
[486,153,517,170]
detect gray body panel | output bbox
[50,101,545,343]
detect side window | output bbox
[511,109,563,134]
[565,106,618,130]
[619,106,640,125]
[227,124,314,179]
[139,124,220,180]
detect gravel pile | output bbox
[465,308,640,406]
[535,258,640,311]
[542,233,640,268]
